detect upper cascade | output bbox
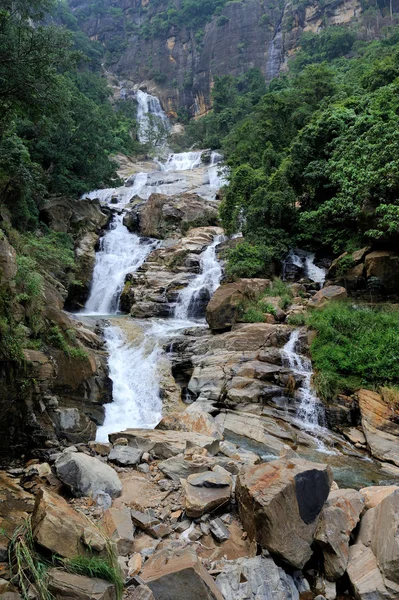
[135,89,170,144]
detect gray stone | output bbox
[108,446,143,466]
[101,507,135,556]
[215,555,299,600]
[209,518,230,543]
[187,471,231,488]
[131,510,160,530]
[55,452,122,498]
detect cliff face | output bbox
[68,0,366,116]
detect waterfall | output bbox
[174,234,225,320]
[84,214,158,315]
[163,151,204,172]
[283,249,327,285]
[265,22,283,82]
[136,90,170,144]
[281,330,327,430]
[96,324,163,442]
[208,151,228,189]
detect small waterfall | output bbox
[175,234,225,320]
[265,22,283,82]
[208,151,228,189]
[304,252,326,284]
[283,249,327,285]
[136,90,170,144]
[281,330,327,430]
[96,325,163,442]
[162,151,203,172]
[84,214,158,315]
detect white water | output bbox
[281,329,327,431]
[136,90,170,144]
[163,151,203,172]
[84,214,158,315]
[175,234,225,320]
[284,249,327,285]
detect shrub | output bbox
[241,307,265,323]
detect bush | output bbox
[308,303,399,399]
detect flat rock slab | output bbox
[141,548,223,600]
[215,555,299,600]
[109,429,220,458]
[101,507,135,556]
[108,446,143,466]
[48,568,116,600]
[185,473,231,518]
[236,458,332,569]
[55,452,122,498]
[187,472,231,487]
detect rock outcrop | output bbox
[236,458,333,569]
[55,452,122,498]
[357,389,399,467]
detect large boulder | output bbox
[308,285,347,308]
[369,490,399,585]
[347,543,396,600]
[32,489,105,558]
[315,488,364,580]
[141,548,223,600]
[360,485,399,510]
[108,429,220,459]
[236,458,332,569]
[206,279,271,330]
[215,555,299,600]
[155,409,222,440]
[101,507,135,556]
[364,250,399,294]
[55,452,122,498]
[48,568,116,600]
[357,389,399,467]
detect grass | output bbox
[287,312,307,326]
[47,326,88,360]
[308,302,399,400]
[240,278,293,322]
[62,555,124,599]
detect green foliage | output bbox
[225,241,273,279]
[62,556,124,600]
[308,303,399,399]
[47,326,88,360]
[287,312,307,326]
[241,307,266,323]
[15,256,44,335]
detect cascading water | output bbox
[266,22,284,82]
[136,90,170,144]
[175,234,225,320]
[283,249,327,285]
[163,151,203,172]
[281,329,327,431]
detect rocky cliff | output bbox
[66,0,389,116]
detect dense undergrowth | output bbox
[185,26,399,278]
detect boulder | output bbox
[108,446,143,466]
[370,490,399,585]
[155,410,222,440]
[108,429,220,459]
[315,489,364,580]
[55,453,122,498]
[47,568,116,600]
[215,555,299,600]
[360,485,399,510]
[141,548,223,600]
[236,458,332,569]
[185,471,232,518]
[158,454,217,481]
[347,543,396,600]
[206,279,271,330]
[364,250,399,294]
[32,488,105,558]
[101,507,135,556]
[129,586,154,600]
[209,518,230,543]
[308,286,347,308]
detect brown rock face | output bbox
[206,279,271,330]
[48,569,116,600]
[108,429,220,458]
[141,548,223,600]
[236,458,332,569]
[365,250,399,294]
[308,285,347,307]
[32,489,106,558]
[0,236,17,282]
[357,389,399,467]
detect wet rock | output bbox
[55,453,122,498]
[48,568,116,600]
[315,489,364,580]
[206,279,271,330]
[108,429,219,459]
[185,471,231,518]
[360,485,399,510]
[32,488,105,558]
[308,286,347,308]
[141,548,223,600]
[215,555,299,600]
[155,410,222,440]
[236,458,332,569]
[108,446,143,466]
[101,507,135,556]
[209,518,230,543]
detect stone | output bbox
[113,438,128,446]
[347,543,395,600]
[185,472,231,518]
[131,510,160,530]
[360,485,399,510]
[89,442,112,456]
[32,489,105,558]
[236,458,332,569]
[315,488,364,580]
[209,518,230,543]
[128,554,142,578]
[158,454,216,481]
[215,555,299,600]
[127,585,154,600]
[109,429,219,459]
[108,446,143,466]
[55,452,122,498]
[47,568,116,600]
[219,441,260,465]
[206,279,271,330]
[155,410,222,440]
[357,389,399,467]
[101,507,135,556]
[147,524,172,539]
[364,250,399,294]
[141,548,223,600]
[370,489,399,585]
[308,286,347,308]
